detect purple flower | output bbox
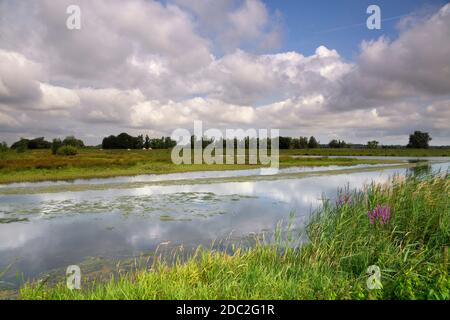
[336,194,352,207]
[367,204,391,226]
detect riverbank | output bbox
[0,148,412,184]
[283,148,450,157]
[19,172,450,300]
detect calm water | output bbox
[0,160,448,288]
[0,162,397,189]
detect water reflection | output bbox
[0,163,399,190]
[407,163,432,176]
[0,162,448,287]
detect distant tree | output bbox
[28,137,51,149]
[291,137,307,149]
[102,133,175,149]
[164,136,176,148]
[308,136,319,148]
[136,134,144,149]
[116,132,135,149]
[329,139,347,148]
[299,137,308,149]
[0,141,8,152]
[367,140,379,149]
[407,131,431,149]
[51,138,63,155]
[102,135,116,149]
[144,135,150,149]
[62,136,84,148]
[279,136,292,149]
[329,139,338,148]
[11,138,30,150]
[102,133,139,149]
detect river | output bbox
[0,158,448,289]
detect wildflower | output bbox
[336,194,352,207]
[367,204,391,225]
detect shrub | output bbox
[62,136,84,148]
[51,138,63,155]
[16,145,27,153]
[56,145,78,156]
[0,141,8,152]
[11,138,29,150]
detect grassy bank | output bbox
[284,147,450,157]
[0,149,406,184]
[19,172,449,299]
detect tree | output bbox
[407,131,431,149]
[367,140,379,149]
[328,139,338,148]
[164,136,176,148]
[62,136,84,148]
[0,141,7,152]
[279,136,292,149]
[51,138,63,155]
[308,136,319,148]
[28,137,51,149]
[11,137,51,149]
[136,134,144,149]
[329,139,347,148]
[11,138,30,150]
[291,137,307,149]
[144,135,150,149]
[299,137,308,148]
[102,133,176,149]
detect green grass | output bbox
[19,172,450,300]
[0,148,407,184]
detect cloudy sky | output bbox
[0,0,449,145]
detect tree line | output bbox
[102,133,177,149]
[1,130,435,152]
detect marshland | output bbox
[0,147,449,299]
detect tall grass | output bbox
[19,173,449,299]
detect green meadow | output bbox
[2,147,448,184]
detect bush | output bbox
[51,138,63,155]
[16,145,27,153]
[62,136,84,148]
[0,141,8,152]
[11,138,29,150]
[56,145,78,156]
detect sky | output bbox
[0,0,449,145]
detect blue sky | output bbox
[264,0,447,60]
